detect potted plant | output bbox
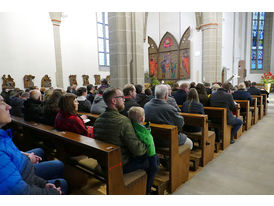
[261,72,274,93]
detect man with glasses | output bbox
[93,88,157,194]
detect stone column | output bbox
[49,12,64,88]
[201,12,222,83]
[108,12,145,89]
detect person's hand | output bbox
[45,183,62,195]
[28,152,42,164]
[80,115,88,120]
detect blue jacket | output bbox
[232,89,253,105]
[247,87,261,95]
[0,129,58,195]
[174,90,187,106]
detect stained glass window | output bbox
[251,12,265,70]
[97,12,110,67]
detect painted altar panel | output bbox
[148,37,158,77]
[179,27,191,79]
[157,32,179,80]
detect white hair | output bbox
[155,84,168,99]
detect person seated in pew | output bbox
[0,95,67,195]
[76,87,92,113]
[166,84,181,112]
[173,83,189,106]
[181,88,204,132]
[232,82,253,113]
[90,87,107,114]
[120,84,140,117]
[9,90,26,117]
[135,84,150,108]
[209,83,243,144]
[128,106,159,194]
[145,88,153,100]
[93,88,156,195]
[247,82,261,95]
[196,83,209,106]
[21,148,65,181]
[43,89,64,126]
[23,89,45,123]
[55,93,94,138]
[144,84,193,149]
[204,82,212,95]
[86,84,96,104]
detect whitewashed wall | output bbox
[0,12,56,90]
[144,12,203,84]
[0,12,110,91]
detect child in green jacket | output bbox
[128,106,159,194]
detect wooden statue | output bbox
[94,75,101,85]
[69,75,77,86]
[41,75,52,88]
[24,75,35,88]
[106,75,110,85]
[2,75,15,89]
[82,75,90,86]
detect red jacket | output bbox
[54,110,94,138]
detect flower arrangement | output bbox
[261,72,274,84]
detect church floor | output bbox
[172,93,274,195]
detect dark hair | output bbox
[76,87,87,96]
[222,82,230,91]
[101,79,108,85]
[196,83,207,96]
[204,82,210,87]
[58,93,77,115]
[251,82,257,87]
[189,82,196,89]
[66,86,72,93]
[135,84,143,94]
[187,88,199,112]
[123,84,135,96]
[87,84,94,91]
[244,81,250,88]
[103,87,118,105]
[44,89,63,114]
[145,88,152,96]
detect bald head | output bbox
[30,90,41,101]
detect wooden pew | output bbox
[203,107,232,150]
[251,95,264,120]
[261,94,268,116]
[10,116,147,195]
[234,100,252,131]
[150,123,190,194]
[234,104,243,139]
[250,97,258,125]
[80,112,191,194]
[179,112,215,167]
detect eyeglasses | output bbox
[114,96,125,99]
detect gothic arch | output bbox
[148,36,158,77]
[158,32,179,80]
[179,27,191,80]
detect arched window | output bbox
[251,12,265,70]
[96,12,110,69]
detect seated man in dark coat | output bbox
[174,83,189,106]
[233,82,253,112]
[135,84,150,108]
[120,83,139,116]
[23,89,44,123]
[76,87,92,113]
[144,84,193,149]
[209,83,243,144]
[247,82,261,95]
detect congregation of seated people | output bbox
[0,78,269,195]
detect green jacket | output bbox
[93,108,147,165]
[132,121,156,156]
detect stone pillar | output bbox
[49,12,64,88]
[108,12,145,89]
[201,12,222,83]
